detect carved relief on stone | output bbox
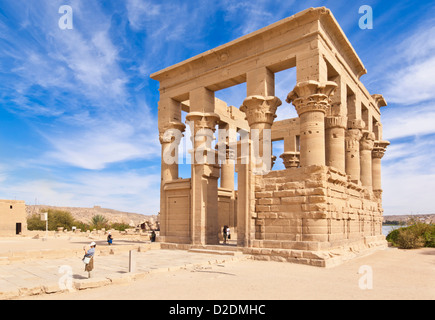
[185,112,220,134]
[325,116,347,129]
[347,119,366,130]
[345,129,362,149]
[158,121,186,144]
[240,95,282,126]
[286,80,337,116]
[360,131,376,151]
[372,140,390,159]
[280,151,300,168]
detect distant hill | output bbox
[26,205,158,226]
[384,214,435,224]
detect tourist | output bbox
[226,227,231,242]
[223,225,228,244]
[107,232,113,245]
[83,241,96,278]
[150,230,156,242]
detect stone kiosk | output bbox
[151,7,390,267]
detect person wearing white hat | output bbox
[83,242,96,278]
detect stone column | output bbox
[325,116,347,172]
[218,124,236,190]
[286,80,337,167]
[345,119,365,183]
[186,111,220,245]
[360,131,375,189]
[240,95,281,174]
[372,140,390,197]
[159,120,185,242]
[159,121,186,183]
[220,146,235,190]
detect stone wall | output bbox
[0,200,27,237]
[249,165,386,266]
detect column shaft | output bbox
[360,131,375,189]
[372,140,390,195]
[186,109,220,246]
[325,116,347,172]
[287,80,337,167]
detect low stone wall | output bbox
[252,165,387,266]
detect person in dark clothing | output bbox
[107,232,113,245]
[150,230,156,242]
[223,225,228,244]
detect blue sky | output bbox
[0,0,434,215]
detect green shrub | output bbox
[110,222,130,231]
[73,221,91,232]
[395,228,425,249]
[27,214,46,231]
[47,209,75,230]
[387,222,435,249]
[27,209,80,231]
[386,228,400,244]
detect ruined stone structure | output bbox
[151,7,390,267]
[0,200,27,236]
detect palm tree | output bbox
[91,214,109,230]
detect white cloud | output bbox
[381,23,435,105]
[126,0,161,31]
[383,56,435,105]
[382,132,435,215]
[382,103,435,141]
[0,170,161,214]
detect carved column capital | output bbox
[345,129,363,149]
[280,151,300,169]
[325,116,348,129]
[185,112,220,133]
[372,140,390,159]
[240,95,282,127]
[159,121,186,144]
[286,80,337,116]
[348,119,366,130]
[360,131,376,151]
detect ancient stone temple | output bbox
[150,7,390,267]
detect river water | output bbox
[382,225,402,236]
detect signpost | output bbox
[40,212,48,240]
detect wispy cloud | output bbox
[0,168,161,214]
[376,20,435,105]
[0,0,160,171]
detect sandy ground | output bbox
[17,246,435,300]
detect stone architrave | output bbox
[286,80,337,167]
